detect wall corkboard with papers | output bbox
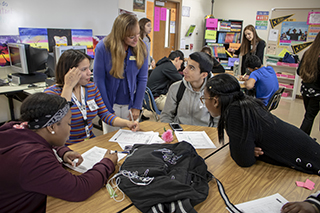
[266,7,320,58]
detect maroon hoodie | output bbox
[0,122,115,212]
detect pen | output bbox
[113,150,130,154]
[243,73,247,78]
[129,110,134,121]
[276,198,282,203]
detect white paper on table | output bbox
[227,193,288,213]
[109,129,156,144]
[175,131,216,149]
[64,146,126,173]
[117,132,164,150]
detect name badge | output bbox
[87,100,99,111]
[129,56,136,61]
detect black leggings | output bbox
[300,94,320,135]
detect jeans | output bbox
[300,94,320,135]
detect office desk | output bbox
[0,82,46,120]
[46,121,220,213]
[194,145,320,212]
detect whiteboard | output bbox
[0,0,119,36]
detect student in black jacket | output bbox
[202,73,320,175]
[147,50,184,110]
[281,191,320,213]
[200,46,225,74]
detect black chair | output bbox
[142,87,161,121]
[266,87,285,111]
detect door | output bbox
[152,1,180,63]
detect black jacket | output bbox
[147,57,182,97]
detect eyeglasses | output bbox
[200,95,214,104]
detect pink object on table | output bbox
[162,129,173,143]
[304,179,315,190]
[296,181,305,187]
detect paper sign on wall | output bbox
[206,18,218,29]
[229,43,241,50]
[205,30,217,40]
[228,58,240,67]
[160,7,167,21]
[154,7,160,31]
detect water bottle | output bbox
[233,60,240,77]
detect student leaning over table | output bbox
[202,73,320,175]
[44,49,139,145]
[0,93,118,213]
[160,52,219,127]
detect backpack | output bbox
[116,141,212,213]
[174,81,186,116]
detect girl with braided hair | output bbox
[0,93,118,212]
[202,73,320,175]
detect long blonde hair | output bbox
[104,13,147,79]
[240,25,262,56]
[299,32,320,83]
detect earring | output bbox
[51,131,55,135]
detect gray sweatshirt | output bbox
[160,78,218,127]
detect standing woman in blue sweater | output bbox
[94,13,148,133]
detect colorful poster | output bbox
[160,7,167,21]
[93,35,106,55]
[47,29,72,52]
[19,28,49,50]
[205,30,217,40]
[133,0,145,12]
[0,35,20,67]
[279,22,309,46]
[307,12,320,25]
[71,29,94,58]
[255,11,269,30]
[206,18,218,29]
[154,7,160,32]
[307,25,320,41]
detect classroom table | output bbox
[46,121,221,213]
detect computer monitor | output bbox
[7,43,48,84]
[54,45,87,64]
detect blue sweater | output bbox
[249,66,279,106]
[93,40,148,113]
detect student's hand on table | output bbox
[131,108,140,121]
[281,201,318,213]
[254,147,264,157]
[63,151,84,167]
[104,150,118,166]
[64,67,82,89]
[127,121,139,132]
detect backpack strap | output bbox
[174,81,186,116]
[213,175,242,213]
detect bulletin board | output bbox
[266,7,320,59]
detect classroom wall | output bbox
[213,0,320,43]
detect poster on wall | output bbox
[255,11,269,30]
[279,22,308,46]
[19,28,49,50]
[133,0,145,12]
[307,25,320,41]
[307,12,320,25]
[71,29,94,58]
[47,29,72,52]
[0,35,20,67]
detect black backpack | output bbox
[117,141,212,213]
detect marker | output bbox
[112,150,130,154]
[276,198,282,203]
[243,73,247,78]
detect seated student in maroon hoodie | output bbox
[0,93,117,213]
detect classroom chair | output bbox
[142,87,161,121]
[266,87,285,111]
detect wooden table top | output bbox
[46,121,220,212]
[194,145,320,212]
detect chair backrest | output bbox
[143,87,161,121]
[266,87,285,111]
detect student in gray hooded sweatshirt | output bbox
[160,52,219,127]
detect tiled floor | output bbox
[93,97,320,140]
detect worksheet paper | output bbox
[109,129,164,150]
[175,131,216,149]
[64,146,126,173]
[227,193,288,213]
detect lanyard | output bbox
[72,87,90,139]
